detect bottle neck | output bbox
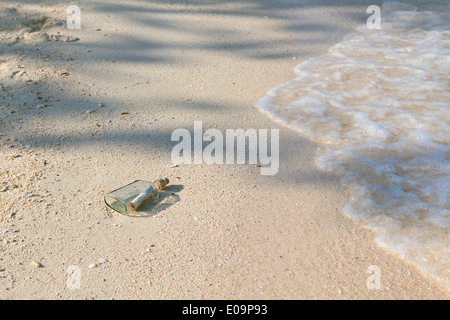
[154,178,169,190]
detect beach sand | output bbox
[0,0,448,299]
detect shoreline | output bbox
[1,0,448,299]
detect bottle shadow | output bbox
[130,184,183,217]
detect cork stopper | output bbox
[154,178,169,190]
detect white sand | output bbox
[0,0,448,299]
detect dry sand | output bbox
[0,0,448,299]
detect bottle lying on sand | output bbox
[104,178,169,215]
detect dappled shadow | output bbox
[1,0,381,189]
[0,0,381,64]
[78,0,381,63]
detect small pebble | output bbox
[36,104,44,109]
[88,263,97,269]
[99,258,108,264]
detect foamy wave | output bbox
[258,0,450,290]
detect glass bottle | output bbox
[104,178,169,215]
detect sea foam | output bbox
[258,0,449,290]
